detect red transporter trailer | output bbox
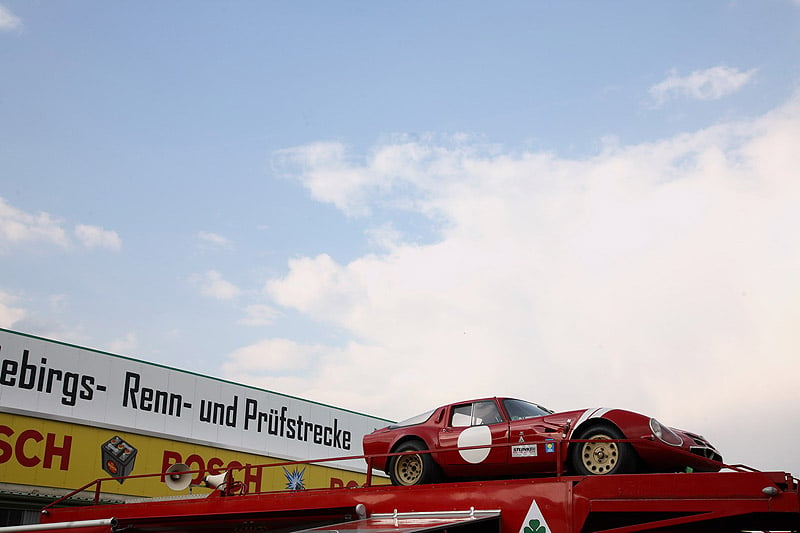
[11,449,800,533]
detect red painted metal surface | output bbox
[26,447,800,533]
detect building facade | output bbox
[0,328,389,526]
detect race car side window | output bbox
[451,404,472,427]
[450,401,503,427]
[473,400,503,425]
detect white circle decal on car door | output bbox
[457,425,492,463]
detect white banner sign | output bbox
[0,329,389,471]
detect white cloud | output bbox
[0,198,122,252]
[222,92,800,471]
[197,231,233,249]
[0,4,22,32]
[107,332,138,355]
[365,223,405,250]
[649,66,756,106]
[266,254,363,318]
[222,338,321,375]
[192,270,242,301]
[0,290,26,328]
[273,141,382,216]
[274,136,496,218]
[239,304,280,326]
[74,224,122,251]
[222,339,395,413]
[0,197,70,250]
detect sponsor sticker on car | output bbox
[512,444,538,457]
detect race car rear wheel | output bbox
[570,424,635,475]
[389,440,440,486]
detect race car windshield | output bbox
[389,409,435,429]
[503,399,553,421]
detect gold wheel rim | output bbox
[395,454,423,485]
[580,435,619,474]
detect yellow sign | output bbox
[0,413,376,498]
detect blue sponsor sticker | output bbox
[545,441,555,453]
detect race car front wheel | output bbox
[570,424,636,475]
[389,440,441,486]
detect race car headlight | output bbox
[650,418,684,446]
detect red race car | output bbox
[362,397,722,486]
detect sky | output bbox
[1,2,799,473]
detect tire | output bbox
[389,440,441,486]
[570,424,636,475]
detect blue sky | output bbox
[2,2,800,472]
